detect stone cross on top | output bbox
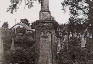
[41,0,49,11]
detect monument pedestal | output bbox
[32,20,58,64]
[32,0,59,64]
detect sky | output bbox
[0,0,70,28]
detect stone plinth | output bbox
[32,20,58,64]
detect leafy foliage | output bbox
[7,0,41,13]
[2,22,9,28]
[21,19,30,26]
[7,0,22,13]
[56,0,93,64]
[62,0,89,22]
[1,21,36,64]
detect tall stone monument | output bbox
[32,0,58,64]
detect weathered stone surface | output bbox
[41,0,49,11]
[0,28,3,63]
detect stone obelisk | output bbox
[32,0,58,64]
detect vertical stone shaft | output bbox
[0,28,3,63]
[41,0,49,11]
[40,0,51,20]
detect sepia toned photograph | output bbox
[0,0,93,64]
